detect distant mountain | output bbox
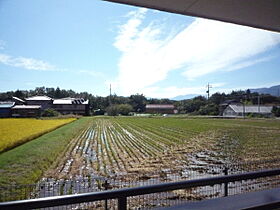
[250,85,280,97]
[171,94,199,101]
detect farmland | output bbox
[0,118,76,153]
[1,116,280,203]
[44,116,280,180]
[0,117,92,186]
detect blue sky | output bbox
[0,0,280,98]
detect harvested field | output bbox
[1,116,280,205]
[45,117,280,180]
[36,116,280,208]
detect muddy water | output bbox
[33,120,279,208]
[33,147,280,209]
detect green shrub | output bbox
[42,108,60,117]
[272,106,280,117]
[106,104,133,116]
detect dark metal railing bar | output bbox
[118,197,127,210]
[224,166,229,196]
[0,168,280,210]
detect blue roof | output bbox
[0,102,15,108]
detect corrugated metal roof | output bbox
[12,97,25,103]
[0,102,15,108]
[146,104,175,109]
[53,99,72,104]
[25,96,52,101]
[53,98,88,105]
[229,105,272,114]
[12,105,41,109]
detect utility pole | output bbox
[206,83,212,100]
[241,93,246,119]
[109,84,112,106]
[258,95,260,113]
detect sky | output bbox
[0,0,280,99]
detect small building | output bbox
[219,100,240,116]
[145,104,176,114]
[223,105,273,117]
[0,102,15,118]
[52,98,89,115]
[25,96,53,110]
[11,105,41,118]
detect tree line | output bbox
[0,87,280,116]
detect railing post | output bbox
[118,196,127,210]
[104,180,108,210]
[224,167,228,197]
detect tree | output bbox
[209,92,226,105]
[129,94,147,112]
[117,104,133,115]
[106,105,119,116]
[272,106,280,117]
[46,88,55,98]
[14,90,24,98]
[54,87,61,98]
[106,104,133,116]
[198,103,219,115]
[35,87,46,95]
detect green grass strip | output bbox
[0,117,92,187]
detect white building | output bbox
[223,105,273,117]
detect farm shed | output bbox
[219,100,240,115]
[25,96,53,110]
[52,98,89,115]
[0,102,15,118]
[11,105,41,118]
[145,104,176,114]
[223,105,273,117]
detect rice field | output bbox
[1,116,280,204]
[0,118,76,153]
[46,117,280,180]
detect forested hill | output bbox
[0,86,280,115]
[250,85,280,97]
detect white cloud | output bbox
[141,86,206,98]
[113,9,280,96]
[224,56,275,72]
[140,82,226,98]
[0,53,57,71]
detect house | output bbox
[0,95,89,117]
[52,98,89,115]
[223,105,273,117]
[25,96,53,110]
[0,102,15,117]
[145,104,176,114]
[11,105,41,118]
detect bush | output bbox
[106,104,133,116]
[117,104,133,115]
[42,108,60,117]
[198,104,219,115]
[272,106,280,117]
[106,105,118,116]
